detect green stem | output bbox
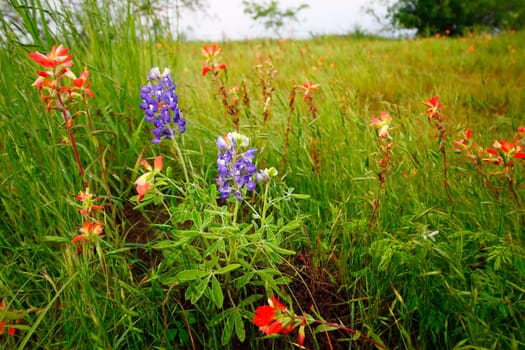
[260,181,270,229]
[171,135,189,183]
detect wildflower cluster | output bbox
[369,112,394,230]
[255,57,278,123]
[29,45,95,184]
[454,127,525,175]
[201,44,242,130]
[423,95,453,202]
[253,296,386,349]
[29,45,94,112]
[297,80,320,119]
[216,132,275,201]
[140,67,185,144]
[253,296,302,342]
[71,188,104,246]
[201,43,227,77]
[29,45,104,251]
[454,126,525,205]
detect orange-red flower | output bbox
[72,70,95,98]
[483,139,525,168]
[488,140,525,159]
[371,111,393,139]
[201,44,227,76]
[297,80,320,99]
[28,45,72,68]
[76,188,104,216]
[201,63,227,77]
[72,220,104,246]
[253,296,294,336]
[423,95,442,120]
[453,127,471,151]
[134,155,163,202]
[0,299,16,336]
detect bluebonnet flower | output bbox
[216,132,260,201]
[140,67,185,144]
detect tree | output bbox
[387,0,525,36]
[242,0,309,38]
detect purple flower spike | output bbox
[139,67,185,144]
[215,132,276,202]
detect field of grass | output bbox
[1,1,524,349]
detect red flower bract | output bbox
[253,296,294,336]
[423,95,442,120]
[28,45,72,68]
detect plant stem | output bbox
[56,92,87,189]
[171,135,189,183]
[441,146,453,203]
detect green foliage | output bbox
[388,0,525,36]
[242,0,309,37]
[1,0,525,348]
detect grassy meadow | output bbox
[1,2,524,349]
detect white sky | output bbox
[173,0,392,41]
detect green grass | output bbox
[1,1,524,349]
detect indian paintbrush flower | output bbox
[297,80,320,99]
[253,295,386,349]
[76,188,104,217]
[134,155,163,202]
[201,43,227,77]
[71,220,104,246]
[0,299,16,336]
[423,95,442,121]
[422,95,453,202]
[140,67,185,144]
[371,111,393,139]
[253,296,295,336]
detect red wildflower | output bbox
[72,220,104,245]
[28,45,73,68]
[201,43,222,60]
[0,299,16,336]
[76,188,104,216]
[253,296,294,336]
[453,127,471,151]
[201,63,227,77]
[297,80,320,99]
[201,44,227,76]
[484,140,525,166]
[134,155,163,202]
[423,95,443,120]
[72,70,95,98]
[371,111,393,139]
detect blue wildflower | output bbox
[140,67,185,144]
[216,132,260,201]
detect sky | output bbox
[174,0,393,41]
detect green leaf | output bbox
[314,324,339,333]
[211,276,224,308]
[40,236,70,243]
[263,241,296,255]
[233,309,246,342]
[214,263,242,275]
[190,275,211,304]
[291,193,310,199]
[176,270,210,282]
[221,311,234,345]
